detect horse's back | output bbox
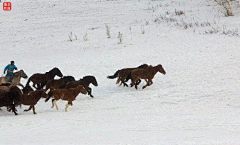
[65,81,81,89]
[131,68,149,79]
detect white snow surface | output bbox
[0,0,240,144]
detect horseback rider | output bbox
[3,61,18,82]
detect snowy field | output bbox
[0,0,240,144]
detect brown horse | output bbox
[0,70,28,88]
[107,64,148,87]
[45,76,75,92]
[22,90,48,114]
[26,67,63,90]
[45,85,87,112]
[131,64,166,89]
[64,76,98,98]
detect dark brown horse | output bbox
[26,67,63,90]
[131,64,166,89]
[45,85,87,112]
[0,90,21,115]
[22,90,48,114]
[45,76,75,92]
[107,64,148,87]
[64,76,98,98]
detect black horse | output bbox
[26,67,63,90]
[63,76,98,98]
[0,91,21,115]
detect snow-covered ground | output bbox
[0,0,240,144]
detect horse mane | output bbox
[137,64,148,68]
[82,75,95,79]
[13,70,21,76]
[46,67,59,73]
[62,76,75,81]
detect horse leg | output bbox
[135,79,141,89]
[130,77,136,88]
[65,101,72,112]
[24,106,32,112]
[53,100,58,110]
[32,105,36,114]
[51,99,55,108]
[132,76,139,90]
[123,77,130,87]
[119,81,122,87]
[10,104,18,115]
[142,80,151,89]
[122,80,128,87]
[88,88,94,98]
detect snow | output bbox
[0,0,240,144]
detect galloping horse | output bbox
[107,64,148,87]
[64,76,98,98]
[0,70,28,88]
[45,85,87,112]
[45,76,75,92]
[130,64,166,89]
[22,90,48,114]
[26,67,63,90]
[0,90,21,115]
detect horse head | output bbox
[157,64,166,75]
[83,76,98,87]
[50,67,63,78]
[19,70,28,79]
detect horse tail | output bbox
[107,70,120,79]
[45,90,53,102]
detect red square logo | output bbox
[3,2,12,11]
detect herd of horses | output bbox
[0,64,166,115]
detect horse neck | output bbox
[80,79,91,87]
[47,73,56,79]
[150,66,160,76]
[13,72,21,79]
[72,87,82,97]
[13,75,21,83]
